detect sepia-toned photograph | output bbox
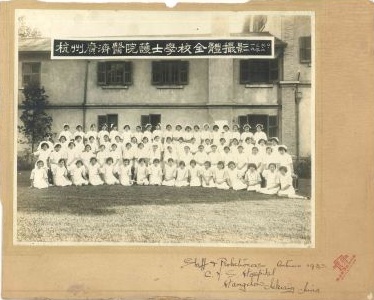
[15,10,314,246]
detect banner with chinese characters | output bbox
[51,38,274,59]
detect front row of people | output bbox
[30,157,307,199]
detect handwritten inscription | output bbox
[181,257,324,294]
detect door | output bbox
[238,115,249,131]
[141,115,151,130]
[248,114,268,134]
[107,114,118,129]
[141,114,161,131]
[149,114,161,131]
[98,115,107,130]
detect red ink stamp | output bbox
[333,254,356,281]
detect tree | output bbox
[18,16,42,39]
[19,83,53,152]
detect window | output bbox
[141,114,161,131]
[238,114,279,138]
[152,61,189,86]
[240,59,279,84]
[22,62,41,86]
[299,36,311,63]
[98,114,118,129]
[97,62,132,86]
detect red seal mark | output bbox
[333,254,356,281]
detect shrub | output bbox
[17,148,34,171]
[294,156,312,179]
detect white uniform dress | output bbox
[212,131,222,146]
[200,131,212,143]
[241,132,253,142]
[162,164,177,186]
[49,150,65,167]
[148,164,163,185]
[143,131,153,142]
[278,153,293,169]
[87,163,104,186]
[188,166,201,187]
[201,167,215,188]
[253,131,268,143]
[163,150,178,164]
[58,130,72,141]
[173,130,184,141]
[98,130,110,143]
[132,131,143,143]
[262,153,277,171]
[85,130,98,140]
[136,165,149,185]
[247,154,263,170]
[245,170,261,191]
[208,151,222,170]
[122,131,132,145]
[52,165,72,187]
[116,164,133,186]
[231,131,241,142]
[34,149,51,167]
[87,141,98,153]
[96,150,109,167]
[69,165,88,186]
[194,151,209,167]
[214,168,229,190]
[30,167,49,189]
[258,169,280,195]
[80,151,94,168]
[66,148,78,167]
[163,130,174,141]
[178,152,194,166]
[235,152,248,177]
[278,174,296,197]
[227,168,247,190]
[101,164,119,185]
[73,131,85,140]
[109,130,120,142]
[175,167,189,187]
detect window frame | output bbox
[97,61,133,86]
[238,114,279,138]
[239,59,279,84]
[22,62,41,87]
[299,36,312,64]
[152,60,189,86]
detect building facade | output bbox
[18,15,312,158]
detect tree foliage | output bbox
[18,16,42,38]
[19,83,53,152]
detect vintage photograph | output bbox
[15,10,314,246]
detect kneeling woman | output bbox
[277,166,308,199]
[257,163,280,195]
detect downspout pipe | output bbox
[295,71,301,163]
[83,61,90,131]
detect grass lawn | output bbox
[16,171,312,245]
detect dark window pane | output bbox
[299,36,311,63]
[22,62,41,86]
[152,61,189,86]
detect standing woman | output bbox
[86,124,98,141]
[193,125,202,144]
[200,123,212,144]
[240,124,253,143]
[58,123,73,142]
[73,124,85,140]
[253,124,267,143]
[122,125,132,145]
[98,124,110,144]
